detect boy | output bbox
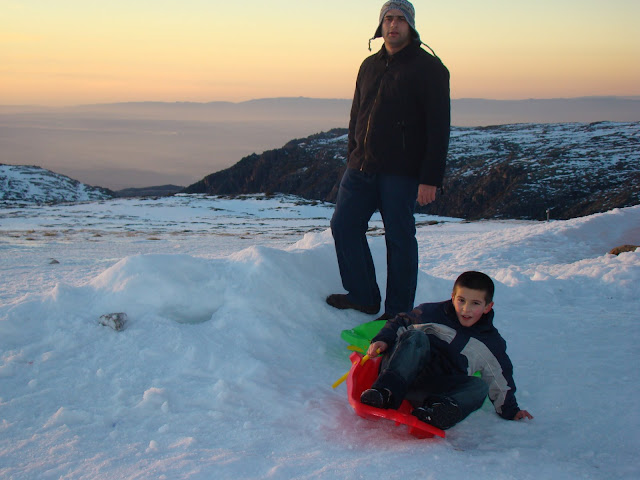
[360,271,533,429]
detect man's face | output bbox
[381,9,411,53]
[451,287,494,327]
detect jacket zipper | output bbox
[362,59,390,171]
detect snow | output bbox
[1,195,639,479]
[0,164,110,204]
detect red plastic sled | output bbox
[346,352,446,439]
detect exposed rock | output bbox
[608,245,638,255]
[99,312,128,331]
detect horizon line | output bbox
[2,95,640,109]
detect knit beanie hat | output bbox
[372,0,419,40]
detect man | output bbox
[327,0,450,319]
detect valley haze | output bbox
[1,96,639,191]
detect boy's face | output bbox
[451,287,494,327]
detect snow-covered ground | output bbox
[1,195,638,479]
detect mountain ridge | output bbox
[183,121,640,221]
[3,121,639,221]
[3,96,637,190]
[3,96,638,125]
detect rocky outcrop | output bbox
[183,122,640,221]
[183,129,348,204]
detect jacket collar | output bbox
[377,39,421,62]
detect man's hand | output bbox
[513,410,534,420]
[367,341,388,357]
[417,184,437,206]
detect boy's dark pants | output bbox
[372,329,488,422]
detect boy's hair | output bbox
[453,271,495,303]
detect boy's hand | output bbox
[513,410,533,420]
[367,341,387,357]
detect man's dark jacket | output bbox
[347,40,450,187]
[372,300,521,420]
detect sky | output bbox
[1,0,639,106]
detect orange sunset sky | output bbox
[2,0,639,106]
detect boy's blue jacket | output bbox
[372,300,521,420]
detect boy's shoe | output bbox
[376,312,395,321]
[411,397,461,430]
[326,294,379,315]
[360,388,392,409]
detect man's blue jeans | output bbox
[373,330,489,421]
[330,168,419,315]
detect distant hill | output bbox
[0,165,185,204]
[50,95,640,125]
[2,96,638,191]
[113,185,184,198]
[0,164,113,205]
[183,121,640,221]
[452,96,640,126]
